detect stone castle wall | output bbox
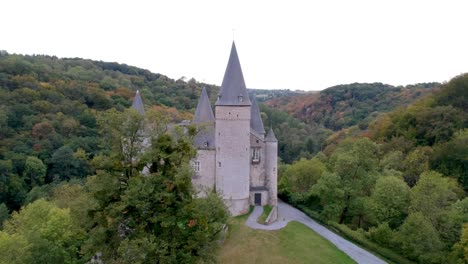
[215,105,251,216]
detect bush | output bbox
[368,222,394,247]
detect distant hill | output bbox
[265,82,440,131]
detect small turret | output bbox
[193,87,215,150]
[131,90,145,116]
[265,127,278,142]
[194,87,215,124]
[250,95,265,137]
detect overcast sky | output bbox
[2,0,468,90]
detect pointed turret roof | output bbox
[131,90,145,115]
[265,127,278,142]
[250,95,265,135]
[194,87,215,123]
[216,42,251,106]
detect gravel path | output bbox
[246,200,387,264]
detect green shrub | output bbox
[368,222,394,247]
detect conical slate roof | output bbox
[265,127,278,142]
[216,42,251,106]
[132,90,145,115]
[250,95,265,135]
[194,87,215,123]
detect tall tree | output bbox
[368,176,410,228]
[83,109,227,263]
[312,138,379,225]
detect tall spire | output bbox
[216,42,251,106]
[131,90,145,115]
[194,87,215,123]
[250,94,265,135]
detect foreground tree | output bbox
[82,109,228,263]
[0,199,84,264]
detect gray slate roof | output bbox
[131,90,145,115]
[193,87,215,123]
[216,42,252,106]
[250,95,265,135]
[265,127,278,142]
[193,124,216,150]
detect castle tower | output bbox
[215,42,252,216]
[192,87,216,195]
[265,127,278,206]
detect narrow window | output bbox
[192,161,201,173]
[218,162,221,167]
[251,148,260,163]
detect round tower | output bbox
[215,42,252,216]
[265,127,278,206]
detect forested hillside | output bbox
[266,82,439,131]
[279,73,468,264]
[0,52,229,263]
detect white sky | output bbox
[2,0,468,90]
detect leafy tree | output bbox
[82,109,227,263]
[432,129,468,191]
[96,108,146,180]
[394,212,444,263]
[49,146,80,181]
[23,156,47,187]
[283,157,325,193]
[312,138,379,225]
[0,199,84,264]
[402,147,432,187]
[410,171,461,228]
[368,176,410,228]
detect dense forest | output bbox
[266,82,439,131]
[278,74,468,263]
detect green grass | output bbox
[219,216,356,264]
[257,205,273,224]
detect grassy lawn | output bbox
[257,205,272,224]
[218,214,356,264]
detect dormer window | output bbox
[204,141,209,147]
[238,95,243,102]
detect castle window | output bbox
[192,161,201,173]
[218,162,222,167]
[251,147,261,163]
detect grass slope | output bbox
[219,215,356,264]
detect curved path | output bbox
[246,200,387,264]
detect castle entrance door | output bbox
[254,193,261,205]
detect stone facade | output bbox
[191,42,278,219]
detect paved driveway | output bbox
[246,200,387,264]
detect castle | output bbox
[132,42,278,218]
[191,42,278,217]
